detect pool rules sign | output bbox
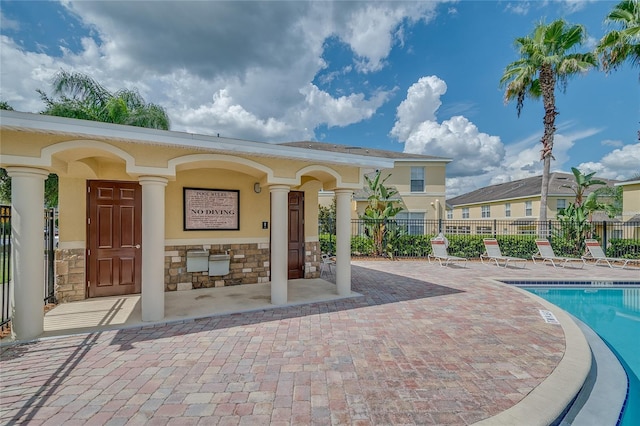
[183,188,240,231]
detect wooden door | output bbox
[87,180,142,298]
[287,191,305,279]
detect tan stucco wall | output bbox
[621,183,640,222]
[165,168,269,240]
[58,177,87,243]
[451,197,542,220]
[301,180,322,239]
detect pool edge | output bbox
[474,280,592,426]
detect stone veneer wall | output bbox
[305,241,321,279]
[165,243,271,291]
[55,248,86,302]
[54,241,322,302]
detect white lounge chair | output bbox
[532,239,585,268]
[480,238,526,268]
[582,239,639,269]
[428,237,467,267]
[320,253,335,278]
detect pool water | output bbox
[525,287,640,425]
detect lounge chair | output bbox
[532,239,585,268]
[480,238,526,268]
[428,237,467,267]
[582,239,639,269]
[320,253,335,278]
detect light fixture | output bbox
[253,182,262,193]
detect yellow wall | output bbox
[58,177,87,243]
[58,168,324,243]
[450,196,583,220]
[621,183,640,222]
[166,169,270,240]
[301,180,322,239]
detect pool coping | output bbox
[480,279,638,426]
[561,315,628,425]
[475,279,593,426]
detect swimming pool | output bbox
[505,281,639,426]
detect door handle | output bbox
[135,244,141,249]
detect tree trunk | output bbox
[538,64,557,227]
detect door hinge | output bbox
[87,187,90,193]
[87,249,91,256]
[87,218,91,225]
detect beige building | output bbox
[0,111,396,340]
[447,172,619,222]
[284,142,450,224]
[445,172,624,237]
[616,178,640,238]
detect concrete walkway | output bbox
[0,260,637,425]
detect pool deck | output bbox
[0,260,637,425]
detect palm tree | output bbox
[596,0,640,74]
[38,70,170,130]
[1,72,172,205]
[562,167,608,207]
[500,19,597,224]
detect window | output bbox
[445,225,470,234]
[477,226,493,234]
[525,201,532,216]
[446,209,453,220]
[410,167,424,192]
[505,203,511,218]
[395,212,424,235]
[481,205,490,218]
[557,199,566,213]
[462,208,469,219]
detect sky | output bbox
[0,0,638,197]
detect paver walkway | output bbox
[1,261,637,425]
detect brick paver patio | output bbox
[1,261,637,425]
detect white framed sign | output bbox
[183,188,240,231]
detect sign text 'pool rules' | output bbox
[183,188,240,231]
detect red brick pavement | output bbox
[0,261,636,425]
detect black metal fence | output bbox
[0,206,57,336]
[319,218,640,260]
[1,206,10,333]
[44,208,57,304]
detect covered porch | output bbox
[1,110,394,341]
[40,277,356,340]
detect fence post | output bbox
[493,219,497,238]
[45,208,56,304]
[1,206,11,332]
[602,221,608,252]
[438,218,442,234]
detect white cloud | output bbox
[601,139,624,148]
[390,76,447,141]
[391,76,505,177]
[505,2,530,15]
[443,127,609,197]
[0,1,443,142]
[337,3,440,73]
[404,116,505,177]
[559,0,597,14]
[0,10,20,31]
[577,143,640,180]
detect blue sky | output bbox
[1,0,638,196]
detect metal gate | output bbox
[0,206,57,336]
[1,205,10,333]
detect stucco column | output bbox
[139,176,168,322]
[7,167,49,340]
[334,189,353,296]
[269,185,290,305]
